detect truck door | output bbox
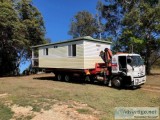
[118,56,127,72]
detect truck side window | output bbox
[118,56,126,69]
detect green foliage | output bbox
[17,0,46,58]
[69,11,99,38]
[0,0,21,75]
[76,108,91,114]
[0,0,46,76]
[102,0,160,74]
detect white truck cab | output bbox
[111,53,146,87]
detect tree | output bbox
[0,0,46,76]
[15,0,46,67]
[69,11,98,38]
[121,1,160,74]
[0,0,25,76]
[95,0,106,39]
[102,0,160,74]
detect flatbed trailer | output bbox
[38,62,107,82]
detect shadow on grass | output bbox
[33,76,91,85]
[33,76,139,90]
[33,76,56,81]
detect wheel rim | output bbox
[57,74,62,81]
[65,75,69,81]
[113,78,121,87]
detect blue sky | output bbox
[33,0,100,42]
[20,0,102,73]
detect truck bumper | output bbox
[132,76,146,86]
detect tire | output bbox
[90,76,95,84]
[64,74,70,82]
[111,77,122,88]
[104,80,109,86]
[57,74,63,81]
[85,76,90,82]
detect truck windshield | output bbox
[131,56,144,66]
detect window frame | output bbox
[68,44,76,57]
[43,48,48,56]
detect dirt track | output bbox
[141,74,160,92]
[142,85,160,93]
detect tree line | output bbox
[0,0,47,76]
[0,0,159,76]
[69,0,160,74]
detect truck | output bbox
[31,36,146,88]
[94,48,146,88]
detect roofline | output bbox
[31,36,112,48]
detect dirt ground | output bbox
[9,101,99,120]
[0,92,99,120]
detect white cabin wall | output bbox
[38,41,84,69]
[84,41,110,69]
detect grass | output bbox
[9,95,55,112]
[0,73,160,119]
[76,108,91,114]
[146,68,160,86]
[0,101,14,120]
[16,115,35,120]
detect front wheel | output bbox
[111,77,122,88]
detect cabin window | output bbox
[43,48,48,55]
[54,46,58,48]
[68,44,76,57]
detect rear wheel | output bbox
[64,74,70,82]
[57,74,63,81]
[111,77,122,88]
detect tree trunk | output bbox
[146,41,151,75]
[146,59,151,75]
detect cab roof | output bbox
[115,53,140,56]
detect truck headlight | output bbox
[135,79,139,85]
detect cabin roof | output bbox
[31,36,112,48]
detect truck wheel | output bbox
[64,74,70,82]
[57,74,63,81]
[104,80,109,86]
[111,77,122,88]
[85,76,90,82]
[90,76,95,84]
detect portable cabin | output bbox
[31,36,111,70]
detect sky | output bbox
[20,0,101,73]
[33,0,99,42]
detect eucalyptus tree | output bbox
[102,0,160,74]
[69,11,99,38]
[0,0,26,75]
[0,0,46,76]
